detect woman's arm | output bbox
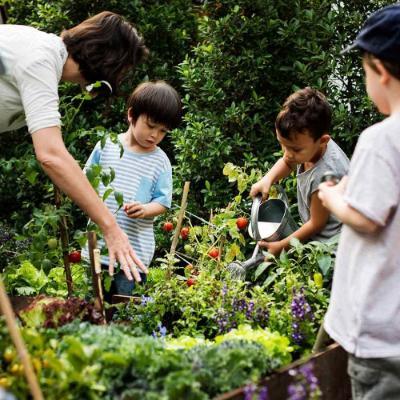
[31,126,147,280]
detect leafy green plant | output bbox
[3,260,89,297]
[0,319,292,399]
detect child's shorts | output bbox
[348,353,400,400]
[101,264,147,297]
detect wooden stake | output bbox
[87,231,106,323]
[54,186,73,296]
[312,321,331,353]
[170,181,190,258]
[0,277,43,400]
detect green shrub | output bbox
[0,0,198,252]
[172,0,392,209]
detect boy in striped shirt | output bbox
[84,81,182,295]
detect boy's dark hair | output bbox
[62,11,148,92]
[275,87,332,141]
[363,52,400,81]
[127,81,182,130]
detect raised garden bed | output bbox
[217,343,351,400]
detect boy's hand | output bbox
[318,176,348,212]
[258,240,285,256]
[124,201,147,219]
[250,177,271,200]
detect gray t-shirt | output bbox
[0,25,67,133]
[325,113,400,358]
[297,139,350,241]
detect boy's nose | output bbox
[284,151,294,161]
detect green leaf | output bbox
[225,243,241,263]
[114,191,124,207]
[317,255,332,276]
[263,272,277,288]
[103,275,113,292]
[102,188,113,202]
[254,261,272,280]
[25,170,38,184]
[101,172,111,187]
[110,167,115,183]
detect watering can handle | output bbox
[275,184,290,207]
[250,194,262,241]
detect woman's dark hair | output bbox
[363,52,400,80]
[275,87,332,141]
[127,81,182,130]
[62,11,148,92]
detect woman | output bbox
[0,12,149,281]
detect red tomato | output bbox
[180,227,190,240]
[68,250,81,263]
[208,248,220,259]
[163,221,174,232]
[236,217,248,230]
[186,278,196,287]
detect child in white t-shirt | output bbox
[318,5,400,398]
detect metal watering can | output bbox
[248,185,298,242]
[227,185,298,279]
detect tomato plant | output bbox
[68,250,81,264]
[208,248,219,259]
[186,277,196,287]
[163,221,174,232]
[180,227,190,240]
[236,217,248,230]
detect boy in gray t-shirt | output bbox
[319,5,400,398]
[250,87,349,255]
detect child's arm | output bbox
[250,158,296,199]
[259,190,330,255]
[318,178,380,234]
[124,202,167,219]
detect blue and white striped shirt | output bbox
[83,136,172,267]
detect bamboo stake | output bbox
[87,231,106,323]
[169,181,190,276]
[0,277,43,400]
[54,186,73,296]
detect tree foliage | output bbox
[171,0,392,208]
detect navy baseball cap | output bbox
[342,4,400,62]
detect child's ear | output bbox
[320,134,330,145]
[374,60,391,85]
[127,107,136,125]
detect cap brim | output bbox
[340,42,360,55]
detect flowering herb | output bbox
[288,362,322,400]
[152,322,168,339]
[290,287,314,345]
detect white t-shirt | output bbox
[0,25,68,133]
[324,113,400,358]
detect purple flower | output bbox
[290,288,313,344]
[141,295,154,306]
[287,383,307,400]
[158,322,167,337]
[152,322,167,338]
[287,362,321,400]
[244,383,256,400]
[258,386,269,400]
